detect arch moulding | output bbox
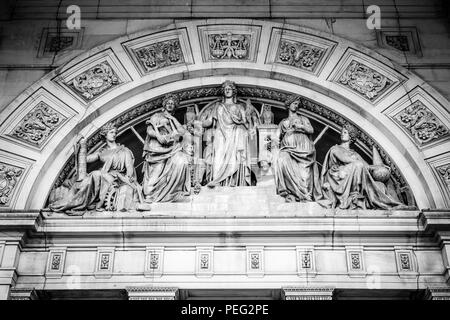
[0,19,449,210]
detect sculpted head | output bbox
[100,123,118,143]
[341,123,359,143]
[162,93,180,113]
[221,80,237,99]
[285,95,301,112]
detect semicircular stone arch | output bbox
[0,19,449,210]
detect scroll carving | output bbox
[11,102,67,146]
[339,61,392,100]
[277,40,325,72]
[394,100,449,145]
[67,62,120,101]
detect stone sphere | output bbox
[370,165,391,183]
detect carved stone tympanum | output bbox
[67,61,120,101]
[339,61,392,100]
[11,102,66,146]
[394,100,449,145]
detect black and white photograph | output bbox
[0,0,449,308]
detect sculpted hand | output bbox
[157,134,168,145]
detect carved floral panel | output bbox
[338,60,392,100]
[393,100,449,146]
[277,39,325,72]
[10,102,67,146]
[0,163,23,206]
[132,39,184,73]
[66,61,121,101]
[208,33,250,60]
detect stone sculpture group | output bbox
[47,80,411,214]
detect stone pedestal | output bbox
[425,287,450,300]
[282,287,334,300]
[126,286,179,300]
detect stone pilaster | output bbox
[281,287,334,300]
[425,287,450,300]
[126,286,179,300]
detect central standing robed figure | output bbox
[200,80,252,187]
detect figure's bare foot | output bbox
[207,182,218,188]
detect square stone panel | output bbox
[122,28,193,76]
[328,48,406,104]
[0,88,76,150]
[266,28,337,75]
[383,86,450,149]
[197,24,261,63]
[53,49,132,104]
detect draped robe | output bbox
[319,144,404,209]
[142,112,191,202]
[274,115,322,201]
[208,101,251,186]
[49,145,138,213]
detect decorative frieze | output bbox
[66,62,121,101]
[54,49,131,104]
[338,61,392,101]
[133,39,184,72]
[329,49,404,103]
[208,32,250,60]
[122,28,193,76]
[10,102,67,147]
[383,87,450,149]
[51,85,411,200]
[198,25,261,62]
[145,247,164,277]
[266,28,336,75]
[45,248,66,278]
[393,100,449,146]
[277,40,325,72]
[0,163,23,206]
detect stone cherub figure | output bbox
[48,123,149,214]
[318,123,409,210]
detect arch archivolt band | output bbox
[0,19,449,210]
